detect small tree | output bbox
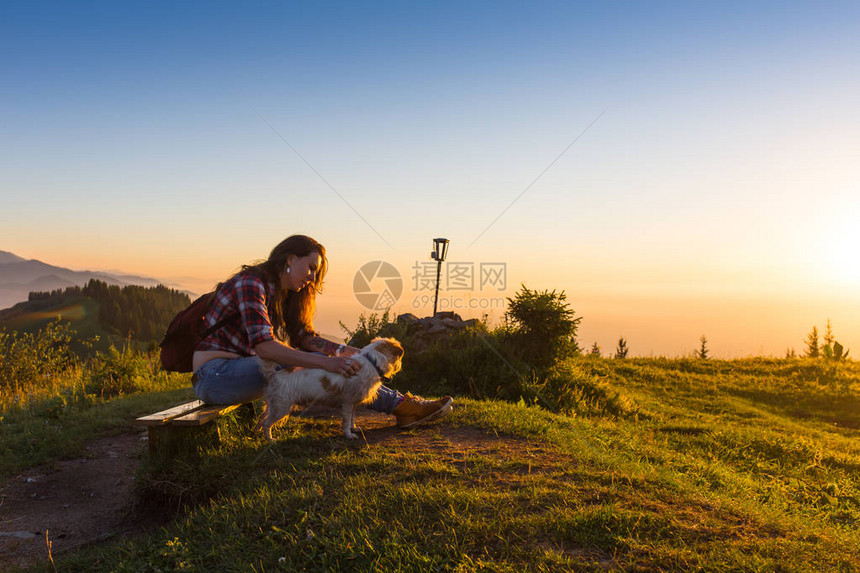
[804,326,820,358]
[589,342,601,358]
[819,319,850,361]
[615,337,629,359]
[696,335,709,359]
[505,285,581,367]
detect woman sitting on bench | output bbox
[191,234,453,429]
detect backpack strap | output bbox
[199,311,237,341]
[197,292,239,343]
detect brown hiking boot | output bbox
[393,393,453,429]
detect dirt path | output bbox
[0,431,149,570]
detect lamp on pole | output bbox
[430,238,449,317]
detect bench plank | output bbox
[171,403,242,427]
[136,401,255,457]
[136,400,205,426]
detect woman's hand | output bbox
[337,345,360,358]
[325,355,361,377]
[255,340,360,374]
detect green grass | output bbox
[6,356,860,571]
[0,384,194,480]
[0,334,194,480]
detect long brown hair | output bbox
[240,235,328,346]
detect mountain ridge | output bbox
[0,250,28,265]
[0,250,167,311]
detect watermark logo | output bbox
[354,260,508,312]
[411,261,507,292]
[353,261,403,310]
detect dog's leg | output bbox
[262,398,292,442]
[342,403,358,439]
[253,403,268,433]
[252,400,276,442]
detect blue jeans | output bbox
[193,356,404,414]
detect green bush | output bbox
[339,309,407,348]
[392,328,527,401]
[504,285,581,368]
[535,360,639,418]
[85,343,153,397]
[0,319,78,394]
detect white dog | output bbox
[255,337,404,440]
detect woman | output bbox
[192,235,453,429]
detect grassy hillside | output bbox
[6,356,856,572]
[0,294,113,352]
[0,280,191,353]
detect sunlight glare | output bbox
[822,205,860,286]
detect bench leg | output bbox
[148,423,222,459]
[146,402,256,458]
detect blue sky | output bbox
[2,1,859,356]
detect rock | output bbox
[397,313,483,352]
[0,531,37,540]
[434,311,463,321]
[396,313,419,324]
[428,323,449,335]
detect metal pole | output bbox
[433,258,442,316]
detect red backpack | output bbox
[159,291,234,372]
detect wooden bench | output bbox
[136,400,256,457]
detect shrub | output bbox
[504,285,581,368]
[86,348,137,397]
[339,310,406,348]
[85,342,159,397]
[391,328,527,401]
[804,321,850,361]
[522,359,639,418]
[0,319,79,395]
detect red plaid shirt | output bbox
[196,271,278,355]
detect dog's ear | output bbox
[380,339,404,359]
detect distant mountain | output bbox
[20,274,78,291]
[0,250,164,311]
[0,250,27,264]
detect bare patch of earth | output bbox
[0,431,154,569]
